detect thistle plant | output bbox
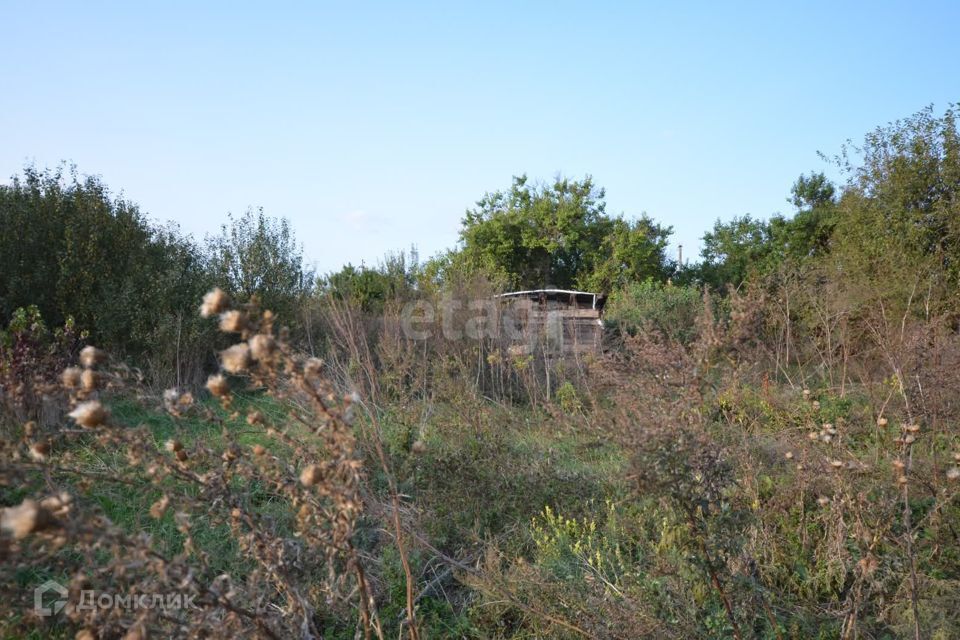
[0,289,396,639]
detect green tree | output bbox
[695,172,838,290]
[697,215,774,290]
[455,175,671,291]
[774,172,838,263]
[206,208,311,322]
[789,171,835,209]
[830,104,960,279]
[318,249,419,313]
[0,165,209,360]
[582,215,672,292]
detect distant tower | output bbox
[678,244,683,265]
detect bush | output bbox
[0,166,210,367]
[0,293,409,639]
[0,306,84,423]
[206,208,312,327]
[605,280,703,344]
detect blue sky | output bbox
[2,1,958,274]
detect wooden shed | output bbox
[494,289,605,355]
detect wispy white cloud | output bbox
[340,209,379,233]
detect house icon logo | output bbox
[34,580,68,617]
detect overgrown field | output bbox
[2,105,960,638]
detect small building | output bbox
[494,289,606,355]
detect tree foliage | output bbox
[318,250,420,313]
[830,104,960,285]
[0,167,311,383]
[695,172,839,290]
[206,209,311,323]
[0,165,208,359]
[455,175,671,291]
[605,280,703,344]
[697,214,775,290]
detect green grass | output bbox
[65,392,298,570]
[1,391,305,638]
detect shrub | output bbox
[605,280,702,344]
[0,292,418,639]
[0,306,84,423]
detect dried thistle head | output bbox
[62,366,83,388]
[80,368,97,392]
[206,374,230,397]
[68,400,108,428]
[0,499,55,539]
[200,287,230,318]
[40,492,72,517]
[300,464,322,487]
[149,495,170,519]
[220,344,251,374]
[79,345,106,369]
[162,388,194,415]
[219,310,247,333]
[29,440,50,462]
[248,334,277,361]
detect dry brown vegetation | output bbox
[3,105,960,638]
[3,271,960,638]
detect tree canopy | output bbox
[454,175,672,292]
[0,165,208,358]
[206,208,311,322]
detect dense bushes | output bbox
[0,306,83,423]
[0,166,312,387]
[605,280,703,344]
[0,167,209,362]
[206,208,312,327]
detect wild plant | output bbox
[0,289,419,639]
